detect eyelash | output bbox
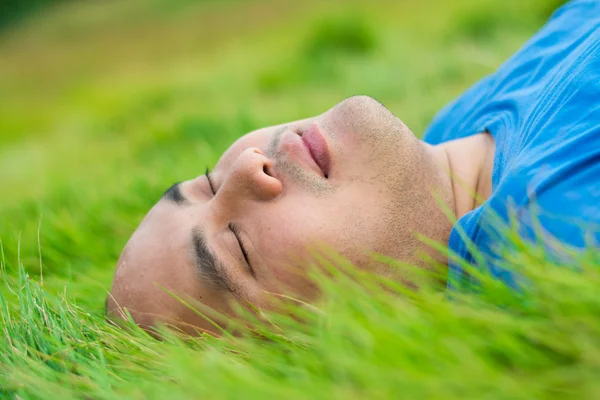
[205,167,216,195]
[230,223,254,276]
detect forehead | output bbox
[139,200,191,248]
[113,202,201,318]
[116,199,241,331]
[122,201,197,288]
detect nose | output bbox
[217,147,282,203]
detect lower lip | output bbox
[301,124,331,178]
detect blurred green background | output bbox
[0,0,566,313]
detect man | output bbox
[108,0,600,334]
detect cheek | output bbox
[248,187,390,294]
[252,208,373,302]
[248,204,326,290]
[251,197,353,274]
[257,215,324,264]
[263,192,389,262]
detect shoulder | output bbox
[424,0,600,146]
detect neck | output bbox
[434,133,495,219]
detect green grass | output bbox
[4,0,598,398]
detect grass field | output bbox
[4,0,600,398]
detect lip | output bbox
[301,124,330,178]
[278,127,328,178]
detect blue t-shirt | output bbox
[423,0,600,289]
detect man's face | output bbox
[108,96,447,334]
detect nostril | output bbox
[262,161,276,178]
[262,162,271,177]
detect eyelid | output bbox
[205,167,216,195]
[229,223,255,277]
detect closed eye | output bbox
[207,167,254,277]
[205,167,216,195]
[229,223,255,277]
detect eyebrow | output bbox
[161,181,235,292]
[162,182,186,204]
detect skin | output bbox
[107,95,495,335]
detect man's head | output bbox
[107,96,454,334]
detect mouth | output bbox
[300,124,331,178]
[278,124,331,178]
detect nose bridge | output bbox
[217,147,281,212]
